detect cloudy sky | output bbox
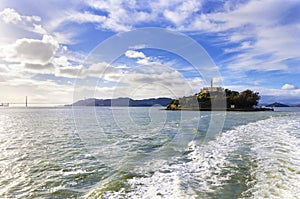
[0,0,299,105]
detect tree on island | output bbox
[167,88,261,110]
[226,89,260,109]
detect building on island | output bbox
[200,79,224,93]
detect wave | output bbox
[95,113,300,199]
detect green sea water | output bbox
[0,107,299,198]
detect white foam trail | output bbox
[103,114,300,199]
[104,122,245,198]
[241,115,300,199]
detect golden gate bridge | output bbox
[0,96,27,107]
[0,96,63,107]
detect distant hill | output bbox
[266,102,290,107]
[290,104,300,107]
[70,97,172,107]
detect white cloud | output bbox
[57,65,82,78]
[165,0,300,74]
[53,56,70,67]
[71,62,199,100]
[122,71,182,85]
[0,64,9,73]
[136,58,152,66]
[188,77,205,92]
[55,0,202,32]
[115,65,130,69]
[67,10,106,24]
[212,77,223,83]
[52,32,76,44]
[76,0,133,31]
[135,55,162,66]
[125,50,146,59]
[42,0,299,77]
[163,0,202,26]
[33,24,48,35]
[129,44,147,50]
[138,58,165,66]
[228,5,299,71]
[163,10,183,25]
[0,8,22,24]
[106,71,194,99]
[24,63,55,74]
[281,83,298,90]
[5,35,59,64]
[51,0,299,75]
[83,62,123,80]
[182,0,294,32]
[0,8,45,36]
[227,84,300,104]
[56,62,124,80]
[0,33,85,79]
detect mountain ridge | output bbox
[69,97,172,107]
[266,102,290,107]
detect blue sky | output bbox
[0,0,299,105]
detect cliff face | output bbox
[166,99,181,110]
[71,97,172,107]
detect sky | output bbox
[0,0,299,105]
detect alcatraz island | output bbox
[166,80,273,111]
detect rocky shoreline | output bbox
[165,107,274,111]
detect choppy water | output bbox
[0,107,299,198]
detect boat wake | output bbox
[96,113,300,199]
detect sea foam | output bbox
[103,114,300,199]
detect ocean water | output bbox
[0,107,299,198]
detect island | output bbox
[166,84,273,111]
[69,97,172,107]
[266,102,289,107]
